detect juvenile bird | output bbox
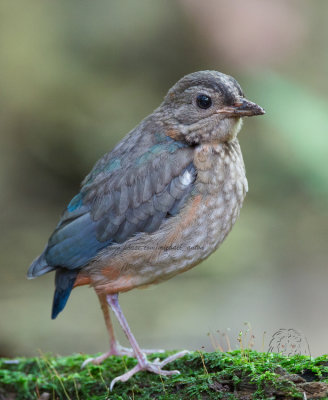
[27,70,265,389]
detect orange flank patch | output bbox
[74,262,140,294]
[95,273,139,295]
[94,262,137,293]
[100,264,122,281]
[74,274,91,287]
[160,194,202,251]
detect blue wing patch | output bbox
[45,205,112,269]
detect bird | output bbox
[27,70,265,389]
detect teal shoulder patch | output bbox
[67,193,83,212]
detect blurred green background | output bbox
[1,0,327,358]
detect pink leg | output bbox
[82,293,164,368]
[107,293,189,390]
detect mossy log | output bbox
[1,350,328,399]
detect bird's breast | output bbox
[190,139,248,256]
[141,139,248,281]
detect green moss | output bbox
[1,350,328,399]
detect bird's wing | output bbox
[28,138,196,275]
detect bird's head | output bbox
[160,70,265,144]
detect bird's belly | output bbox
[90,140,247,294]
[141,186,246,284]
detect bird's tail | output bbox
[27,250,55,279]
[51,269,78,319]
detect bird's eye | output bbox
[196,94,212,109]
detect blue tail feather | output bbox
[51,269,78,319]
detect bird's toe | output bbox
[109,350,189,390]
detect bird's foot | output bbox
[81,343,165,368]
[110,350,189,390]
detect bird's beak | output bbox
[217,99,265,117]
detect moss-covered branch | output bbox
[1,350,328,399]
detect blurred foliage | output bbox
[0,0,327,358]
[250,72,328,196]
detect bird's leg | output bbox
[82,293,122,366]
[107,293,189,390]
[82,293,118,367]
[82,293,164,367]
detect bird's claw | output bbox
[82,352,113,368]
[110,350,189,391]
